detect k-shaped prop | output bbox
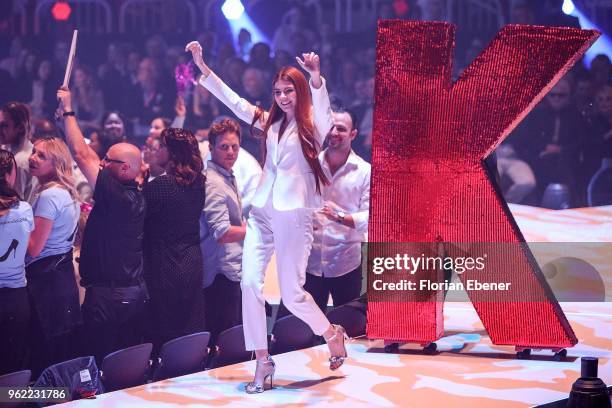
[367,21,598,353]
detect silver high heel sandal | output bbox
[245,355,276,394]
[326,324,349,370]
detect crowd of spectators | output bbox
[0,0,611,382]
[0,1,609,207]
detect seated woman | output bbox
[26,137,81,375]
[0,149,34,375]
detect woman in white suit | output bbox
[186,41,347,393]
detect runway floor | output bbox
[62,302,611,408]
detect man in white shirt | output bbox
[280,108,370,315]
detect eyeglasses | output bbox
[102,155,126,164]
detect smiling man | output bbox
[279,107,370,316]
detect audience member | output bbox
[96,111,129,158]
[0,102,39,203]
[31,118,60,142]
[513,77,588,205]
[72,66,105,129]
[198,118,262,217]
[192,79,220,130]
[28,60,57,119]
[58,86,149,363]
[496,143,537,204]
[200,119,245,344]
[127,58,174,136]
[279,108,369,315]
[585,84,612,182]
[0,149,33,375]
[143,128,205,351]
[575,72,596,121]
[25,138,81,376]
[248,42,275,80]
[590,54,612,89]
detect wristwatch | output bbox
[336,210,346,223]
[62,111,76,117]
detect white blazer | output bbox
[201,73,333,211]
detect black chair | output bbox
[587,158,612,206]
[101,343,152,392]
[208,325,252,369]
[326,302,367,338]
[541,183,572,209]
[0,369,31,387]
[152,332,211,381]
[0,370,31,408]
[269,314,316,355]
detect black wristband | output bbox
[62,111,76,117]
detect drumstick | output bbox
[62,30,78,87]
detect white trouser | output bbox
[241,194,330,351]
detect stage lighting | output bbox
[563,0,575,15]
[52,1,72,21]
[222,0,245,20]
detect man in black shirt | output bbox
[58,87,148,363]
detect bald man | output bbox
[58,87,148,363]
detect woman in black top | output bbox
[143,128,205,351]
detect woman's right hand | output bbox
[185,41,211,77]
[56,86,73,112]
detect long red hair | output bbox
[251,66,328,193]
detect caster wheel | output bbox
[423,342,437,355]
[516,349,531,360]
[553,349,567,361]
[384,343,399,353]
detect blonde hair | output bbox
[34,138,79,201]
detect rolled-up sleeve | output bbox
[309,76,333,146]
[204,188,231,242]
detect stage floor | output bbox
[62,302,611,408]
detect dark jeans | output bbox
[82,283,148,364]
[0,287,30,375]
[26,252,82,377]
[203,274,242,346]
[278,266,363,319]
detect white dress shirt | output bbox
[307,149,371,277]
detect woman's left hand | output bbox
[296,52,320,78]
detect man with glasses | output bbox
[57,87,149,363]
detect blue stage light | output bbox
[562,0,575,15]
[222,0,245,20]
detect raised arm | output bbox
[297,52,333,146]
[186,41,264,128]
[57,87,101,189]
